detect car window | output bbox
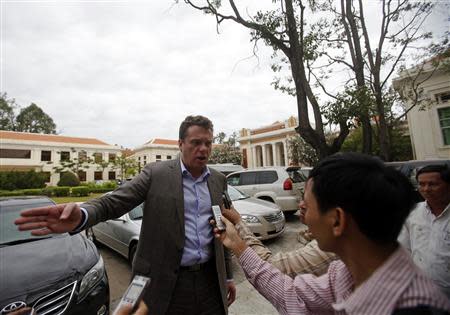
[227,185,249,201]
[227,174,240,186]
[256,171,277,184]
[129,204,143,220]
[240,172,257,185]
[288,169,309,183]
[0,200,55,245]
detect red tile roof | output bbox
[0,130,111,146]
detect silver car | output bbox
[85,186,285,263]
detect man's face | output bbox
[417,172,450,205]
[179,125,213,176]
[303,179,333,251]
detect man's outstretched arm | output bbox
[14,203,83,236]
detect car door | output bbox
[228,172,257,196]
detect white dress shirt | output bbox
[398,201,450,298]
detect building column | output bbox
[251,146,257,168]
[273,142,279,166]
[262,144,267,167]
[283,141,289,166]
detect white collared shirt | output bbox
[399,201,450,298]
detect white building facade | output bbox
[0,131,122,186]
[131,138,179,171]
[393,56,450,160]
[238,116,298,168]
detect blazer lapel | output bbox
[169,158,185,236]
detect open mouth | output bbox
[197,156,207,161]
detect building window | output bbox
[41,172,51,182]
[109,153,116,162]
[41,150,51,162]
[94,171,103,180]
[138,156,141,161]
[78,171,87,182]
[438,107,450,145]
[0,149,31,159]
[78,151,87,162]
[156,154,161,162]
[437,92,450,103]
[108,171,116,180]
[60,151,70,161]
[93,153,103,163]
[167,155,172,160]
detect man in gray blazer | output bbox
[15,115,236,315]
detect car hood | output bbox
[0,233,98,303]
[233,197,281,216]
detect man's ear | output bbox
[329,207,346,237]
[178,139,183,151]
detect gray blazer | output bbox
[82,158,232,315]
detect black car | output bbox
[0,196,109,315]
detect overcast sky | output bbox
[1,1,448,148]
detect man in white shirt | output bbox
[399,164,450,299]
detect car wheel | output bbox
[85,228,97,243]
[129,243,137,265]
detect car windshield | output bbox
[0,200,55,245]
[129,204,144,220]
[287,168,309,183]
[227,185,249,201]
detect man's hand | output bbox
[114,301,148,315]
[222,206,242,225]
[226,281,236,306]
[214,216,247,257]
[14,203,83,236]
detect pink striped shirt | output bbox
[239,246,450,315]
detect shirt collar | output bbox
[180,158,210,181]
[332,246,416,315]
[424,201,450,219]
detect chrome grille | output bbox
[33,281,76,315]
[263,211,283,222]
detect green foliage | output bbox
[0,171,47,190]
[16,103,56,134]
[71,186,90,197]
[53,186,70,197]
[287,134,319,167]
[210,132,242,164]
[88,187,115,193]
[22,188,45,196]
[341,125,413,161]
[0,93,17,130]
[110,155,138,181]
[57,172,80,187]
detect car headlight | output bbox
[78,256,105,301]
[241,214,260,224]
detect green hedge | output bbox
[71,186,90,197]
[53,186,70,197]
[88,187,115,193]
[0,171,47,190]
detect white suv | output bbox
[226,166,310,213]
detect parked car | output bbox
[0,196,109,315]
[207,163,245,176]
[85,185,286,262]
[228,185,285,240]
[385,159,450,202]
[226,166,310,213]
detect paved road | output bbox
[100,212,306,315]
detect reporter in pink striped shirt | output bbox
[217,153,450,315]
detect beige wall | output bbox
[131,145,179,170]
[394,61,450,160]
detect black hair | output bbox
[416,164,450,184]
[179,115,214,140]
[309,152,416,245]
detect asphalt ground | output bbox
[99,211,306,315]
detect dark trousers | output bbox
[165,260,225,315]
